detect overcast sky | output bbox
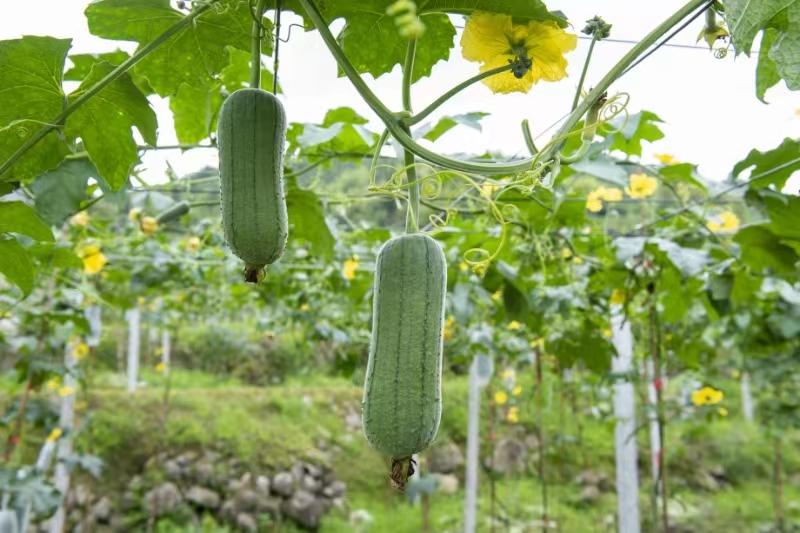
[2,1,799,187]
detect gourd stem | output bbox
[408,64,512,126]
[402,39,416,113]
[369,129,390,184]
[250,0,268,88]
[402,128,420,234]
[299,0,709,175]
[0,0,221,178]
[571,36,597,112]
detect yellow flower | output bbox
[501,368,516,380]
[507,320,522,331]
[342,257,359,280]
[654,153,676,165]
[128,208,141,222]
[602,328,612,339]
[46,428,63,443]
[70,211,90,227]
[707,211,740,233]
[185,236,202,252]
[512,385,522,396]
[299,303,310,312]
[443,316,456,341]
[610,288,626,306]
[561,248,572,259]
[45,377,61,391]
[460,12,577,94]
[691,386,724,406]
[140,216,158,235]
[74,342,90,360]
[730,369,741,379]
[717,407,728,417]
[530,337,544,350]
[586,186,623,212]
[573,256,584,265]
[458,261,469,272]
[493,390,508,405]
[154,362,167,374]
[585,195,603,213]
[506,406,520,423]
[491,290,503,302]
[481,182,501,197]
[78,244,107,275]
[58,386,75,397]
[625,173,658,199]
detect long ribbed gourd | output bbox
[362,233,447,489]
[218,88,288,282]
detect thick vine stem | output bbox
[250,0,269,88]
[402,39,417,113]
[571,36,597,112]
[521,119,538,155]
[0,0,221,179]
[300,0,709,176]
[408,64,512,126]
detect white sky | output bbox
[2,1,799,186]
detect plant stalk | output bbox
[251,0,269,88]
[571,36,597,112]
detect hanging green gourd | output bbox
[218,0,287,283]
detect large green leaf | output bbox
[170,82,222,145]
[85,0,266,97]
[65,50,154,94]
[723,0,795,55]
[0,237,34,296]
[285,177,335,258]
[756,28,782,102]
[64,62,157,190]
[0,201,54,241]
[30,159,98,225]
[734,224,798,273]
[769,27,800,90]
[732,138,800,190]
[0,36,71,182]
[338,13,455,82]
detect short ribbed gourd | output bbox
[362,233,447,459]
[218,88,288,280]
[155,201,190,224]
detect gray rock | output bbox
[256,496,282,516]
[433,474,459,495]
[185,486,220,509]
[427,442,464,474]
[321,480,346,499]
[164,460,182,480]
[91,496,112,523]
[193,459,215,486]
[220,499,236,521]
[144,482,182,517]
[271,472,295,497]
[524,433,540,450]
[255,475,270,493]
[235,512,258,533]
[234,489,259,512]
[487,438,527,474]
[281,490,326,530]
[579,485,601,505]
[301,475,323,494]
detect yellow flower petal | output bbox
[501,368,516,380]
[140,216,158,236]
[493,390,508,405]
[654,153,676,165]
[155,362,167,374]
[586,196,603,213]
[58,386,75,397]
[74,342,90,360]
[610,288,626,306]
[342,257,359,280]
[46,428,63,443]
[460,12,514,63]
[523,21,577,82]
[625,173,658,199]
[512,385,522,396]
[185,236,202,252]
[507,320,522,331]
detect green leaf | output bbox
[337,13,455,82]
[769,29,800,90]
[28,243,83,270]
[600,111,664,157]
[732,138,800,190]
[417,112,489,142]
[30,159,98,225]
[0,237,34,296]
[756,28,782,102]
[0,201,54,241]
[570,155,628,186]
[658,163,707,192]
[0,36,71,182]
[723,0,795,55]
[64,62,157,190]
[170,82,222,144]
[0,123,70,183]
[85,0,265,97]
[285,177,335,259]
[753,189,800,241]
[734,224,799,273]
[0,36,70,127]
[65,50,154,94]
